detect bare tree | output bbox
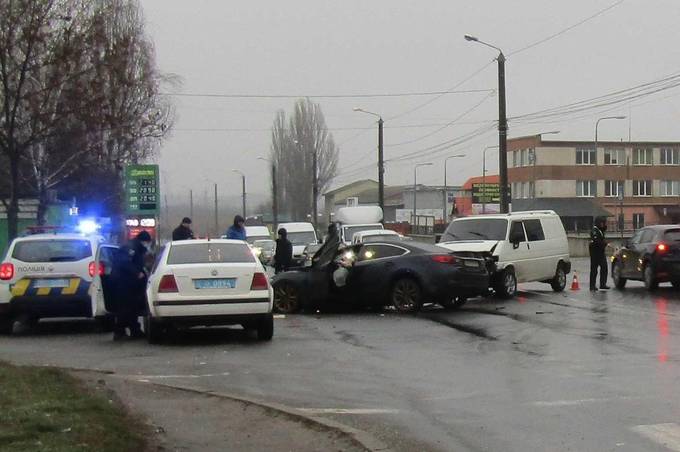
[269,99,338,223]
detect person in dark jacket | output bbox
[225,215,247,241]
[274,228,293,274]
[111,230,152,340]
[172,217,194,241]
[589,217,610,291]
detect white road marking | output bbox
[296,408,399,415]
[532,396,644,407]
[632,423,680,451]
[131,372,230,380]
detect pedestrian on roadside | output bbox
[589,216,610,291]
[111,230,151,340]
[325,223,338,243]
[172,217,194,241]
[274,228,293,274]
[225,215,247,241]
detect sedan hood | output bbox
[437,240,499,253]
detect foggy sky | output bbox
[140,0,680,222]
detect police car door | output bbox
[91,245,118,316]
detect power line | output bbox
[162,88,494,100]
[508,0,626,57]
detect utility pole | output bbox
[241,176,246,218]
[213,183,218,237]
[312,148,318,230]
[497,52,509,213]
[189,189,193,219]
[271,162,278,228]
[378,117,385,214]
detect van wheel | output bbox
[550,265,567,292]
[495,269,517,299]
[391,278,423,313]
[256,314,274,341]
[612,261,627,289]
[144,316,164,344]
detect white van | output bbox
[335,206,384,245]
[245,225,271,244]
[438,211,571,298]
[277,222,318,266]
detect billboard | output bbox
[125,164,159,215]
[471,182,501,204]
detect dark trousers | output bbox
[589,252,608,289]
[113,293,144,335]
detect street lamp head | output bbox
[464,34,478,42]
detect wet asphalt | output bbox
[2,258,680,452]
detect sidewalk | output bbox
[76,371,369,452]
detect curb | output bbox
[134,380,393,452]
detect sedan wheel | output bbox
[612,262,627,289]
[274,283,301,314]
[644,264,659,291]
[391,278,422,313]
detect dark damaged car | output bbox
[271,238,489,314]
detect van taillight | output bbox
[158,274,178,293]
[250,272,269,291]
[431,255,457,264]
[0,263,14,280]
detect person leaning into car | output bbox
[589,217,610,291]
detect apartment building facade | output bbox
[508,135,680,231]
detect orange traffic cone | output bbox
[571,272,580,291]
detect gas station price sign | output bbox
[125,164,159,215]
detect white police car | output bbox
[0,232,117,334]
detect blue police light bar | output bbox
[77,219,100,235]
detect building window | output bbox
[604,149,625,165]
[576,148,596,165]
[633,213,645,230]
[661,180,680,196]
[519,182,525,199]
[528,181,535,198]
[633,148,653,165]
[520,149,527,167]
[605,180,624,197]
[513,150,518,167]
[660,148,680,165]
[576,180,596,197]
[633,180,652,196]
[528,148,536,165]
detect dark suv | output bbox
[611,225,680,291]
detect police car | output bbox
[0,230,117,334]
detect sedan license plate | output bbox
[193,278,236,290]
[463,260,480,269]
[33,279,70,288]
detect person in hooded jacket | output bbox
[111,230,151,340]
[274,228,293,274]
[172,217,194,241]
[225,215,247,241]
[589,216,610,291]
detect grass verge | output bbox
[0,361,146,452]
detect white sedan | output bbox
[145,239,273,343]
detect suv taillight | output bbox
[431,255,457,264]
[250,272,269,291]
[158,274,179,293]
[0,263,14,280]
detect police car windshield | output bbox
[167,243,256,265]
[442,219,508,242]
[12,239,92,263]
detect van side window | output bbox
[509,222,526,242]
[524,219,545,242]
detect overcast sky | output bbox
[140,0,680,214]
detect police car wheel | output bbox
[96,315,115,333]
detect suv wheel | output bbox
[391,278,422,313]
[495,268,517,299]
[256,314,274,341]
[612,261,627,289]
[644,264,659,291]
[550,265,567,292]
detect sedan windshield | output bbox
[442,219,508,242]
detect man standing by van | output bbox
[589,217,610,291]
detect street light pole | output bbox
[353,108,385,213]
[214,183,218,237]
[259,157,278,229]
[443,154,465,220]
[413,163,433,232]
[465,34,509,213]
[232,170,246,218]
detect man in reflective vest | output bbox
[589,217,610,291]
